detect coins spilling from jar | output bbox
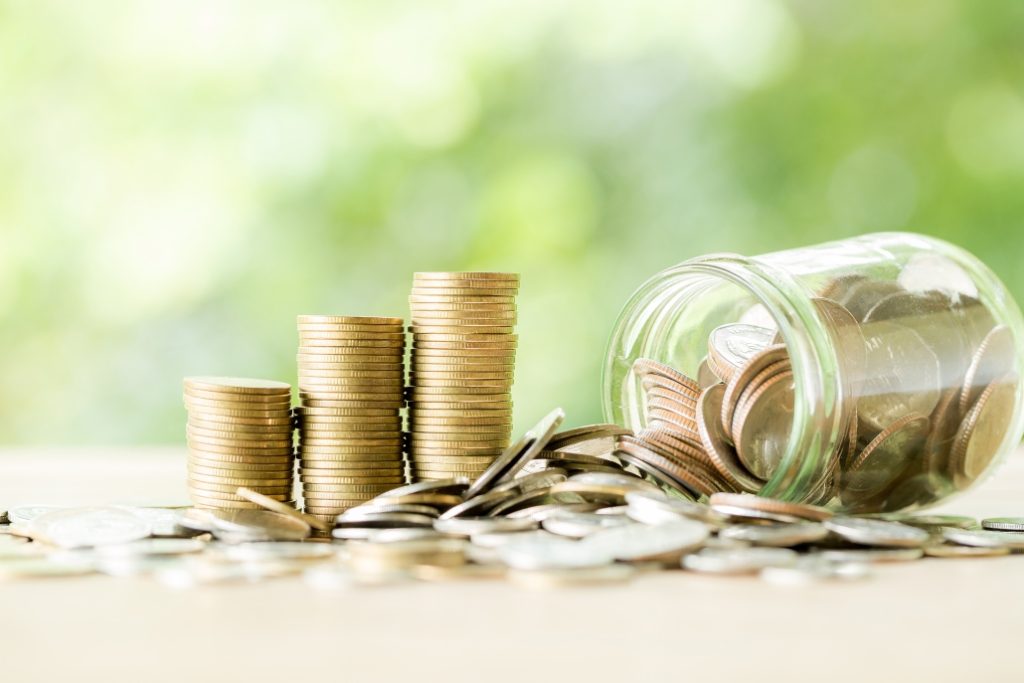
[296,316,408,523]
[182,377,296,510]
[628,272,1019,512]
[406,272,519,482]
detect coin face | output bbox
[732,370,794,481]
[707,324,777,380]
[822,517,930,548]
[857,320,941,436]
[29,507,153,549]
[950,376,1017,486]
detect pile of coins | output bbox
[183,377,295,509]
[622,273,1019,513]
[406,272,519,481]
[296,316,407,523]
[5,409,1024,587]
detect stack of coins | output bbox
[183,377,295,509]
[407,272,520,481]
[296,315,407,524]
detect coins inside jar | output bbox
[627,265,1019,512]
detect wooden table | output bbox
[2,447,1023,683]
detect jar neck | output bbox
[604,253,845,501]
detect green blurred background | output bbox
[2,0,1023,444]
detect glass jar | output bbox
[603,232,1024,513]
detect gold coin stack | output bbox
[407,272,519,481]
[183,377,295,509]
[296,315,408,524]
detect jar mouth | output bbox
[603,253,845,501]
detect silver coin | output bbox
[760,556,871,584]
[625,491,721,525]
[823,517,930,548]
[29,507,153,549]
[207,509,311,542]
[469,529,560,548]
[923,543,1010,558]
[487,469,568,497]
[434,516,538,536]
[719,522,828,547]
[682,547,798,574]
[566,471,659,492]
[582,519,709,561]
[505,502,602,521]
[216,541,335,561]
[8,505,64,526]
[508,564,635,588]
[708,324,777,378]
[371,478,470,499]
[334,512,436,528]
[541,510,632,539]
[362,528,451,544]
[815,547,924,563]
[942,527,1024,549]
[982,517,1024,532]
[94,538,206,557]
[464,407,565,499]
[497,534,613,570]
[121,507,190,537]
[882,514,976,530]
[439,489,518,520]
[898,252,978,299]
[0,556,96,579]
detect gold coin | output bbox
[408,294,516,304]
[303,505,365,515]
[410,300,517,310]
[408,379,512,391]
[299,393,403,405]
[296,368,404,379]
[186,422,292,438]
[412,346,517,356]
[186,418,293,434]
[408,325,515,335]
[299,446,402,457]
[413,468,488,478]
[298,330,407,341]
[299,340,405,351]
[411,447,504,457]
[299,375,404,387]
[410,458,497,468]
[413,342,518,351]
[414,271,519,281]
[296,406,399,418]
[188,480,293,495]
[189,488,291,503]
[191,499,264,510]
[187,442,293,457]
[235,487,330,531]
[950,376,1016,487]
[184,389,292,406]
[299,419,402,431]
[297,315,404,326]
[188,470,293,485]
[409,286,518,297]
[184,377,291,395]
[189,463,294,478]
[297,322,404,332]
[300,475,405,485]
[186,432,293,449]
[408,407,513,418]
[188,413,295,428]
[410,370,514,381]
[411,357,515,368]
[187,449,293,463]
[300,438,403,449]
[413,329,516,339]
[294,356,401,366]
[297,482,398,492]
[408,402,512,411]
[408,427,511,439]
[300,464,404,475]
[182,405,294,421]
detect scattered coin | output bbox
[823,517,930,548]
[981,517,1024,532]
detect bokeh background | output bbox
[2,0,1023,444]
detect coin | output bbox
[581,519,709,561]
[184,377,291,396]
[949,376,1016,486]
[696,383,764,492]
[732,370,794,481]
[960,325,1015,415]
[719,522,828,547]
[682,547,798,574]
[708,493,832,522]
[981,517,1024,531]
[857,320,940,436]
[842,413,929,500]
[707,324,777,381]
[29,507,152,549]
[823,517,930,547]
[923,543,1010,558]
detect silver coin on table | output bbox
[815,548,924,563]
[541,509,632,539]
[624,491,722,525]
[94,538,206,557]
[682,547,798,574]
[207,509,311,542]
[463,407,565,499]
[823,517,930,548]
[942,527,1024,550]
[29,507,153,549]
[581,519,709,561]
[508,564,636,588]
[434,516,538,536]
[760,555,870,584]
[923,543,1010,558]
[982,517,1024,532]
[497,533,613,570]
[719,522,828,547]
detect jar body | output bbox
[603,232,1024,512]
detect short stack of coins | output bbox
[407,272,520,481]
[183,377,295,509]
[295,315,407,524]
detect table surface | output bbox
[2,446,1023,683]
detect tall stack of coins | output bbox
[183,377,295,510]
[295,316,407,524]
[407,273,519,481]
